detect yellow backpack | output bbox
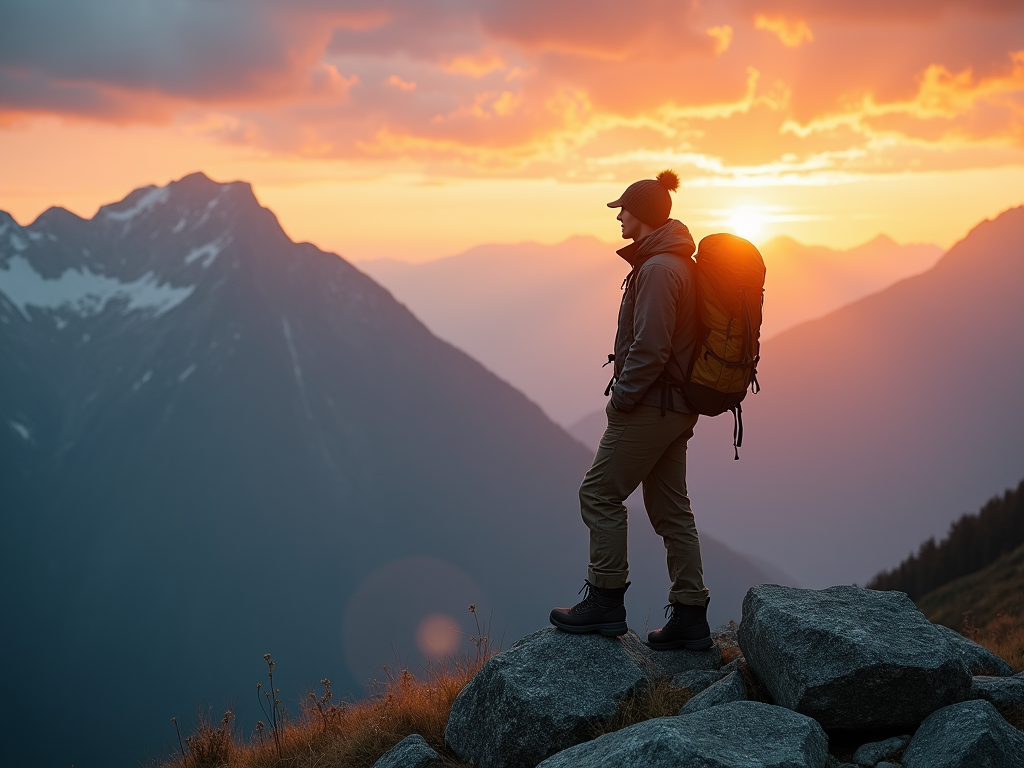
[682,233,766,459]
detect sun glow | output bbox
[731,208,765,240]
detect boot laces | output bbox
[663,603,686,629]
[571,581,599,613]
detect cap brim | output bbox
[607,199,623,208]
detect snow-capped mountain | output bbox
[0,173,595,767]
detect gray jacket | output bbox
[609,219,698,413]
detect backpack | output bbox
[681,233,766,459]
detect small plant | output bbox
[257,653,283,759]
[173,707,235,768]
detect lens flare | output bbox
[415,613,461,657]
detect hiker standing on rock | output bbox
[549,170,714,651]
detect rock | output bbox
[679,670,747,714]
[932,623,1014,676]
[669,668,727,694]
[738,585,971,728]
[851,734,910,766]
[902,699,1024,768]
[970,674,1024,727]
[720,656,744,673]
[874,763,900,768]
[371,734,442,768]
[645,642,722,679]
[444,627,654,768]
[536,701,829,768]
[970,674,1024,707]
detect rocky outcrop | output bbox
[441,586,1018,768]
[679,670,747,715]
[737,585,971,728]
[445,628,655,768]
[370,734,442,768]
[902,699,1024,768]
[535,701,829,768]
[931,623,1014,676]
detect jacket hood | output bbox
[616,219,695,268]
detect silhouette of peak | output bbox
[95,172,260,224]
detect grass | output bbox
[963,611,1024,673]
[162,606,494,768]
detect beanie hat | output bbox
[607,170,679,228]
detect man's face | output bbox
[616,207,643,240]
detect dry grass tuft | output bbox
[165,658,481,768]
[162,606,495,768]
[592,678,694,738]
[963,611,1024,673]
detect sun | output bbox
[731,207,765,240]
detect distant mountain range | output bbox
[0,174,785,768]
[359,233,941,427]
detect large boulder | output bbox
[371,734,442,768]
[932,623,1014,676]
[444,628,654,768]
[536,701,829,768]
[738,585,971,728]
[902,699,1024,768]
[679,670,747,715]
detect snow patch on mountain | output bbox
[184,236,230,268]
[103,186,170,222]
[8,420,30,441]
[0,256,194,320]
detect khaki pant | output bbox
[580,402,708,606]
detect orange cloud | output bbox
[782,51,1024,147]
[387,75,417,92]
[707,25,734,56]
[754,15,814,47]
[1,0,1022,186]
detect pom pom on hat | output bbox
[657,169,679,192]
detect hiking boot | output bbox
[549,580,629,637]
[646,599,713,651]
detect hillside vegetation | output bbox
[868,479,1024,599]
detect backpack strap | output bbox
[730,402,743,461]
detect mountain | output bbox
[358,234,941,427]
[758,235,942,340]
[0,174,781,768]
[669,206,1024,588]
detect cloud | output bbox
[754,16,814,47]
[0,0,1022,182]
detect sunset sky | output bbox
[2,0,1022,261]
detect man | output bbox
[549,169,713,651]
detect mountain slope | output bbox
[359,234,941,426]
[917,541,1024,630]
[677,206,1024,588]
[0,175,599,767]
